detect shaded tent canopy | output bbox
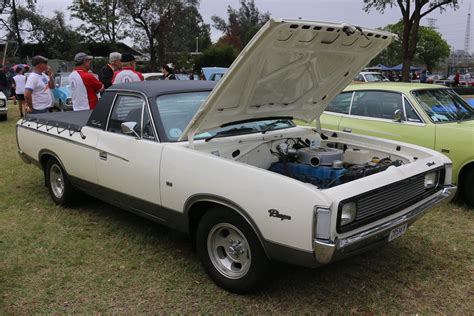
[367,63,422,72]
[389,63,421,71]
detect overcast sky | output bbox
[28,0,474,52]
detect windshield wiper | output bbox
[204,127,255,142]
[261,120,292,134]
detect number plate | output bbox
[388,224,407,242]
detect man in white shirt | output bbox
[13,67,27,117]
[24,55,55,114]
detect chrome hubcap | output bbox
[50,164,64,198]
[207,223,251,279]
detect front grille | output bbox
[337,168,444,233]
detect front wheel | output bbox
[45,158,75,206]
[196,208,268,293]
[460,167,474,207]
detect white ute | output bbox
[16,19,456,293]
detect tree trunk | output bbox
[12,0,23,56]
[401,16,412,82]
[149,35,157,71]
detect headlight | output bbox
[424,172,438,189]
[0,100,5,107]
[340,202,357,226]
[66,98,73,105]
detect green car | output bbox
[321,83,474,206]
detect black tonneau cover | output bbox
[24,110,92,130]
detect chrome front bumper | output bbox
[313,185,457,264]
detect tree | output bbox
[373,21,450,71]
[120,0,206,71]
[68,0,128,44]
[14,7,84,60]
[363,0,459,81]
[158,0,211,63]
[0,0,36,56]
[193,43,238,71]
[416,27,450,71]
[212,0,270,50]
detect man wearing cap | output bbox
[111,53,144,84]
[69,52,104,111]
[24,55,55,114]
[99,52,122,90]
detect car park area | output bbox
[0,103,473,313]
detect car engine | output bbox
[269,138,403,188]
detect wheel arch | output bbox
[39,149,65,170]
[458,160,474,184]
[184,194,270,258]
[38,150,68,186]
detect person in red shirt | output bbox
[112,53,144,84]
[69,52,104,111]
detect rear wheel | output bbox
[196,208,268,293]
[460,167,474,207]
[0,113,6,121]
[45,158,75,206]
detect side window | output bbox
[404,98,422,123]
[350,91,403,119]
[142,108,156,140]
[107,95,145,136]
[326,92,352,114]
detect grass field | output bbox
[1,103,473,313]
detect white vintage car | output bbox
[0,90,7,120]
[16,19,456,293]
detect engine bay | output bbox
[268,137,404,189]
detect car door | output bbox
[96,93,163,212]
[338,90,435,148]
[320,92,353,131]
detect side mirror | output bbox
[121,122,140,138]
[393,109,403,123]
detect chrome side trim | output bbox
[313,185,456,264]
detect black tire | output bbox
[45,158,75,206]
[460,167,474,207]
[0,114,6,121]
[59,100,64,112]
[196,208,269,293]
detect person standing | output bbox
[0,65,8,97]
[13,67,27,117]
[111,53,144,84]
[99,52,122,89]
[160,64,176,80]
[24,55,55,114]
[69,52,104,111]
[420,70,428,83]
[454,71,460,87]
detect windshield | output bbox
[412,89,474,123]
[155,91,294,142]
[365,73,387,82]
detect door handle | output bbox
[99,151,107,160]
[343,128,352,133]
